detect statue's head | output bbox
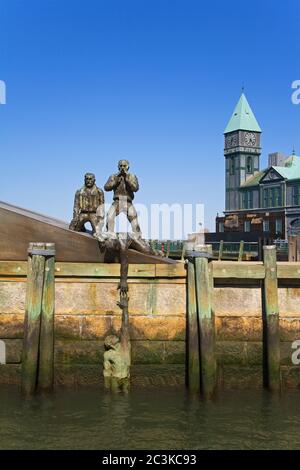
[84,172,96,188]
[104,334,120,351]
[118,160,129,174]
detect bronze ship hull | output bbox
[0,201,175,264]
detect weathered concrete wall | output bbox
[0,275,300,389]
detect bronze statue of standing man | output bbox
[104,160,141,235]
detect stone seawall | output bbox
[0,261,300,389]
[214,284,300,389]
[0,276,186,387]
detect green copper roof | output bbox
[241,155,300,187]
[272,155,300,180]
[241,171,265,187]
[224,93,261,134]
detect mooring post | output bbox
[38,243,55,392]
[194,245,216,399]
[218,240,224,261]
[258,237,262,261]
[296,236,300,262]
[288,235,296,261]
[207,245,214,317]
[187,260,200,393]
[166,240,171,258]
[263,245,281,392]
[238,240,244,262]
[22,243,46,396]
[181,242,187,261]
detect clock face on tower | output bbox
[226,134,238,148]
[244,132,256,146]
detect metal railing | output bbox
[149,239,289,261]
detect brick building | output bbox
[216,93,300,239]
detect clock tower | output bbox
[224,93,261,211]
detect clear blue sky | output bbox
[0,0,299,231]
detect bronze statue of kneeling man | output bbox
[69,172,104,235]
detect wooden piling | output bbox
[38,243,55,392]
[207,245,214,317]
[287,235,300,261]
[166,240,171,258]
[258,237,263,261]
[263,246,281,392]
[181,242,187,261]
[218,240,224,261]
[22,243,46,396]
[22,242,56,396]
[194,245,216,399]
[296,237,300,262]
[187,260,200,393]
[238,240,244,262]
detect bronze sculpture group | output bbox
[69,159,141,237]
[69,160,161,393]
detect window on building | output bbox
[241,193,245,209]
[263,188,268,208]
[274,187,282,206]
[229,157,235,175]
[246,156,253,173]
[270,188,275,206]
[275,218,283,236]
[291,218,300,228]
[219,222,224,233]
[244,220,251,232]
[292,185,300,205]
[263,219,270,232]
[262,186,282,208]
[242,190,253,209]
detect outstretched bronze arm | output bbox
[116,238,130,353]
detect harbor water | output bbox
[0,386,300,450]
